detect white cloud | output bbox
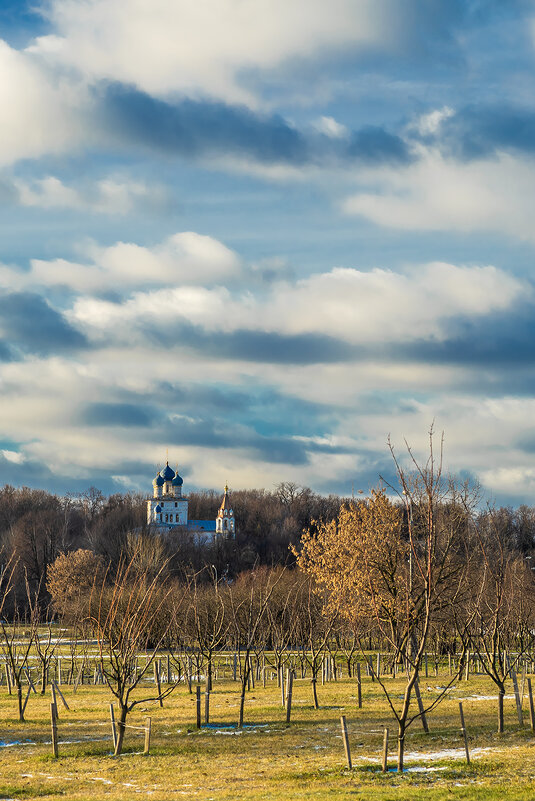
[30,0,398,105]
[342,147,535,241]
[14,175,168,215]
[414,106,454,136]
[314,116,349,139]
[0,40,90,166]
[68,260,525,345]
[15,232,241,294]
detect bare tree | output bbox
[89,552,187,755]
[296,430,475,770]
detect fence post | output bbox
[459,702,470,764]
[340,715,352,770]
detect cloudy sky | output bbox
[1,0,535,503]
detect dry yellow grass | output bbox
[0,668,534,800]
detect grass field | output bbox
[0,669,534,800]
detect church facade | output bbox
[147,462,235,539]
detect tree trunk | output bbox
[114,704,128,756]
[311,675,319,709]
[41,662,47,695]
[397,723,406,772]
[498,687,505,733]
[17,682,24,723]
[238,660,250,728]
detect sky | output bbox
[1,0,535,504]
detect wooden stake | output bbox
[511,667,524,726]
[144,717,151,755]
[51,682,58,720]
[356,663,362,709]
[459,702,470,764]
[414,680,429,733]
[24,668,37,693]
[21,685,31,717]
[196,685,201,728]
[382,727,389,772]
[110,703,117,750]
[50,703,58,758]
[340,715,352,769]
[53,681,69,711]
[285,671,294,724]
[204,685,210,725]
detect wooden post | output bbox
[511,667,524,726]
[51,682,58,720]
[286,671,294,724]
[425,653,428,678]
[57,657,61,685]
[459,702,470,764]
[376,652,381,678]
[50,703,58,758]
[110,703,117,750]
[25,668,37,694]
[382,727,389,773]
[356,663,362,709]
[233,653,237,682]
[465,651,470,681]
[414,680,429,733]
[5,664,11,695]
[167,654,171,685]
[144,717,151,755]
[53,682,69,711]
[340,715,352,770]
[196,685,201,729]
[281,669,286,707]
[448,653,452,677]
[21,685,31,717]
[528,678,535,733]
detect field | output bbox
[0,657,534,801]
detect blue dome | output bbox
[155,504,161,513]
[160,462,175,480]
[153,474,165,486]
[172,473,183,486]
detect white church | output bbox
[147,462,235,539]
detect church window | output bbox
[175,502,177,507]
[223,519,227,530]
[159,513,162,521]
[165,514,168,522]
